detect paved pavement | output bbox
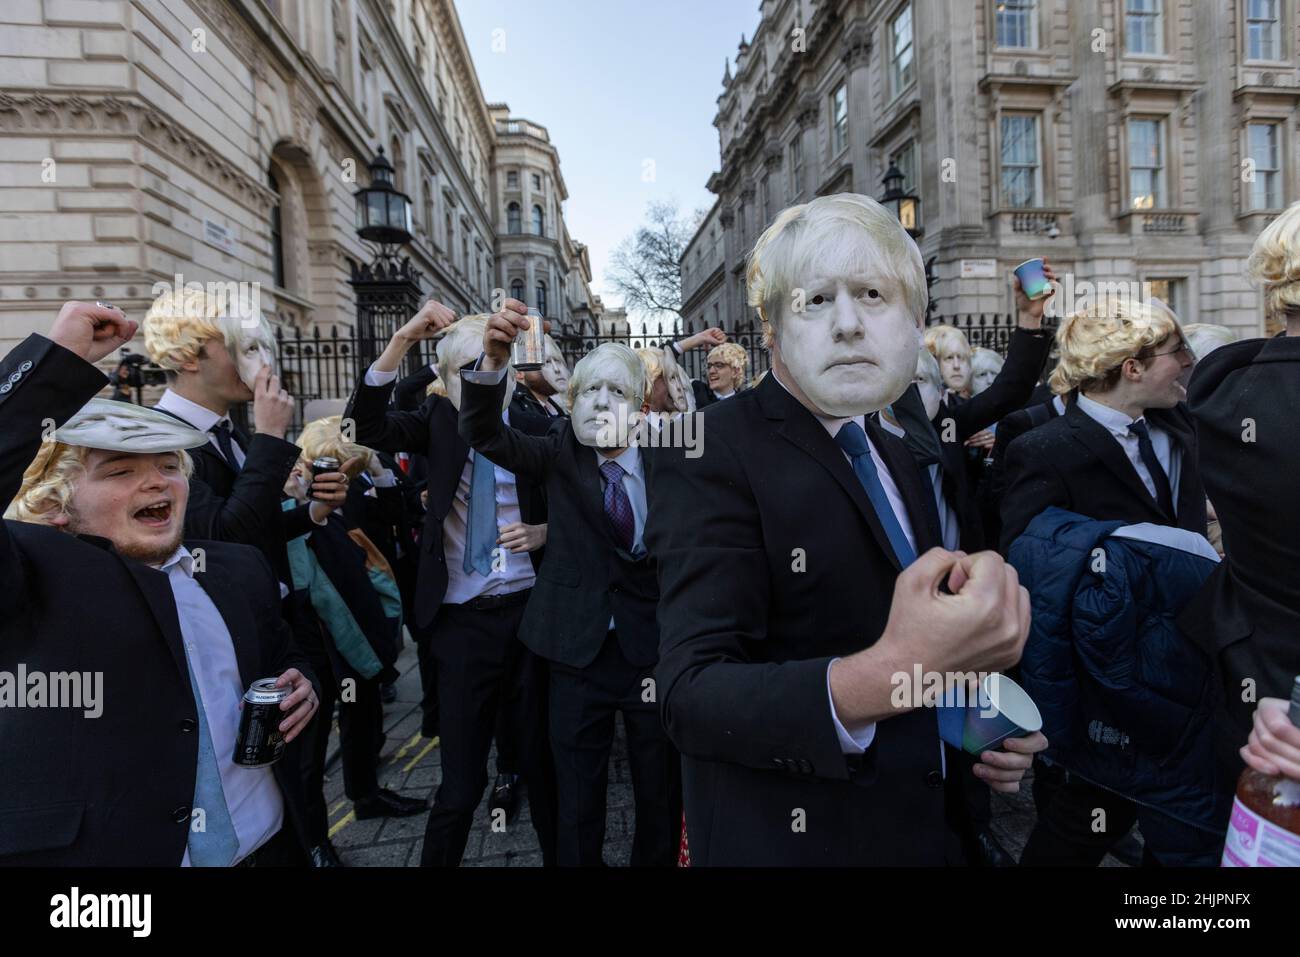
[321,642,1133,866]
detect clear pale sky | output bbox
[454,0,761,315]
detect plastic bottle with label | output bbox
[1223,676,1300,867]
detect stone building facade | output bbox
[682,0,1298,339]
[0,0,599,358]
[490,106,598,330]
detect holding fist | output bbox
[49,301,137,365]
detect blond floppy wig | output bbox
[435,315,492,382]
[636,347,664,388]
[1246,199,1300,323]
[1048,298,1181,396]
[296,415,373,477]
[924,324,972,361]
[707,342,748,381]
[5,442,193,525]
[142,286,228,372]
[746,193,927,337]
[568,343,646,410]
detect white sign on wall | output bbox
[960,259,997,279]
[203,218,237,255]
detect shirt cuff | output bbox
[827,659,876,754]
[369,469,398,488]
[365,364,399,387]
[463,353,509,385]
[307,501,330,526]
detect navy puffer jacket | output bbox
[1009,508,1234,842]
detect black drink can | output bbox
[309,456,340,501]
[234,678,288,768]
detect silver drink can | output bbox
[511,308,546,371]
[233,678,289,768]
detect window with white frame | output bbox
[996,0,1037,49]
[830,84,848,156]
[890,3,914,96]
[1246,0,1282,61]
[1247,121,1282,209]
[1128,117,1166,209]
[1126,0,1164,55]
[1000,114,1042,208]
[790,136,804,196]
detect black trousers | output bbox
[412,617,440,738]
[420,596,557,866]
[548,631,681,867]
[301,660,385,844]
[1020,764,1146,866]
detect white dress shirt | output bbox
[159,547,283,866]
[769,370,922,756]
[1075,393,1181,505]
[157,389,246,470]
[367,364,536,603]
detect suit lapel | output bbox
[570,431,621,551]
[870,416,941,555]
[432,401,469,519]
[759,377,904,572]
[114,550,190,682]
[193,554,259,686]
[1065,403,1165,515]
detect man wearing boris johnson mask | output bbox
[645,193,1047,866]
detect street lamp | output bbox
[880,161,922,238]
[353,147,414,254]
[350,147,422,368]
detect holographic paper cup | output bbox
[938,672,1042,756]
[1013,258,1051,300]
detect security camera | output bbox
[1044,223,1060,240]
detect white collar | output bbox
[769,367,866,440]
[153,544,195,577]
[1076,392,1142,438]
[157,389,232,435]
[713,388,736,400]
[596,441,641,477]
[1051,394,1067,416]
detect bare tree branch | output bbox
[606,201,695,326]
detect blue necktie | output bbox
[464,451,497,576]
[182,647,240,866]
[835,421,918,568]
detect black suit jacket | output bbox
[999,400,1207,553]
[393,364,438,412]
[981,396,1064,547]
[459,371,660,670]
[645,374,950,866]
[1179,336,1300,745]
[344,374,549,631]
[154,401,315,591]
[511,388,567,420]
[0,335,315,865]
[891,327,1052,551]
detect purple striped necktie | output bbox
[599,459,635,552]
